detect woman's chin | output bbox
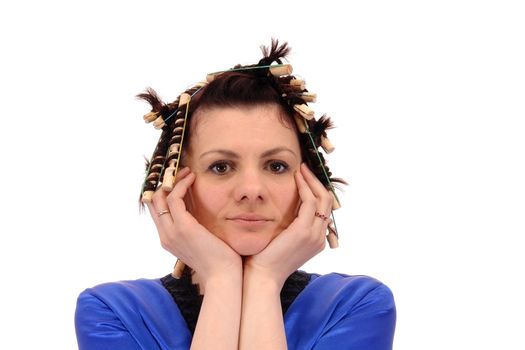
[224,234,273,256]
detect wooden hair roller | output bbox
[294,104,315,120]
[269,64,293,76]
[290,78,305,90]
[143,111,158,123]
[320,136,335,154]
[327,230,339,249]
[179,93,191,106]
[172,259,186,279]
[153,116,165,129]
[171,134,182,143]
[168,143,180,156]
[141,190,154,203]
[300,92,317,103]
[161,167,176,191]
[206,73,217,82]
[293,113,307,133]
[147,172,159,181]
[150,163,162,171]
[327,223,339,248]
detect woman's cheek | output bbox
[278,180,301,219]
[191,180,228,218]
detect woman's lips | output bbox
[229,213,270,221]
[227,214,272,230]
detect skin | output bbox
[185,104,302,257]
[146,104,333,349]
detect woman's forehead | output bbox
[189,105,299,152]
[192,105,294,134]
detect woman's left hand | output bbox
[243,163,333,287]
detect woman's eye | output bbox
[209,162,232,175]
[268,161,289,174]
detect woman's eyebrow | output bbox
[199,149,239,159]
[260,147,298,158]
[199,147,297,159]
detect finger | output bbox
[151,167,192,226]
[166,171,196,221]
[294,169,317,225]
[312,210,331,238]
[300,164,333,207]
[172,166,191,185]
[300,164,333,236]
[151,187,174,227]
[300,164,333,214]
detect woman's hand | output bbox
[147,168,243,349]
[145,167,242,287]
[244,163,333,287]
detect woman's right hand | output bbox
[145,167,242,286]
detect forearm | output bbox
[239,266,287,350]
[191,272,243,350]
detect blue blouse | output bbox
[75,273,396,349]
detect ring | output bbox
[315,211,329,221]
[157,209,170,217]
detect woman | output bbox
[75,40,396,349]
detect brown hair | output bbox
[184,71,297,150]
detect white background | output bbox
[1,1,524,349]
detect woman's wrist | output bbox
[243,262,286,293]
[198,260,243,295]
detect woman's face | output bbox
[185,104,302,256]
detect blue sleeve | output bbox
[314,283,396,349]
[75,290,142,350]
[284,274,396,350]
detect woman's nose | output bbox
[233,168,267,203]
